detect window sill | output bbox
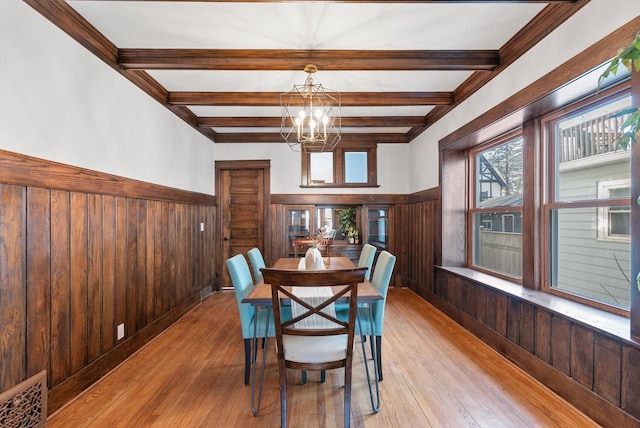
[437,266,636,345]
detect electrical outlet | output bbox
[200,222,204,232]
[117,323,125,340]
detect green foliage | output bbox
[599,31,640,88]
[337,208,356,235]
[598,31,640,153]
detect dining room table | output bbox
[241,256,382,416]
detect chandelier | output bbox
[280,64,341,152]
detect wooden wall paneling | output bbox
[51,190,71,387]
[0,184,26,391]
[463,281,477,319]
[102,195,116,353]
[476,284,487,325]
[161,201,171,314]
[146,200,157,325]
[520,303,535,353]
[70,192,89,374]
[594,333,622,406]
[126,198,140,335]
[87,194,103,363]
[115,196,128,343]
[551,315,571,376]
[26,187,51,378]
[155,201,164,313]
[190,204,198,294]
[167,202,177,309]
[570,324,595,390]
[534,309,552,364]
[495,293,508,337]
[506,297,521,344]
[622,345,640,420]
[137,199,148,330]
[484,288,497,332]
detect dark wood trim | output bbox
[631,68,640,339]
[198,116,425,128]
[409,0,591,142]
[0,150,216,205]
[408,186,440,204]
[212,133,408,144]
[170,91,453,106]
[270,193,408,205]
[118,49,499,71]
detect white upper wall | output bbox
[1,2,216,195]
[408,0,640,193]
[214,143,410,194]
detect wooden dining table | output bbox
[243,256,382,306]
[242,256,382,416]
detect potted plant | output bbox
[347,227,355,244]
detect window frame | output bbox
[301,146,378,188]
[540,83,632,314]
[467,129,524,282]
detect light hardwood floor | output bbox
[47,288,598,427]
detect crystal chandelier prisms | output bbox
[280,64,341,152]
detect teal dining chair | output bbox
[357,243,377,281]
[358,250,396,381]
[247,247,266,283]
[226,254,273,415]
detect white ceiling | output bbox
[45,1,571,145]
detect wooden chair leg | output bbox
[243,339,251,385]
[279,362,288,428]
[375,336,383,381]
[344,360,353,428]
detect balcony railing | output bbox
[558,110,630,163]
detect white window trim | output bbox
[597,178,631,242]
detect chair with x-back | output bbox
[261,267,368,428]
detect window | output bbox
[344,151,368,183]
[309,152,334,184]
[469,134,524,279]
[543,91,632,309]
[302,146,377,187]
[597,179,631,241]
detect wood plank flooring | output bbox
[47,288,598,427]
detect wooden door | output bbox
[216,161,270,288]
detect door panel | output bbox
[217,162,269,287]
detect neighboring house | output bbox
[478,155,507,203]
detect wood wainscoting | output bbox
[0,149,217,414]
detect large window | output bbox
[543,90,632,310]
[468,133,524,279]
[302,147,377,187]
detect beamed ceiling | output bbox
[24,0,589,148]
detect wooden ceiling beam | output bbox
[212,133,408,144]
[170,92,452,106]
[197,116,425,127]
[118,49,499,71]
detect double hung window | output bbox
[542,90,632,309]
